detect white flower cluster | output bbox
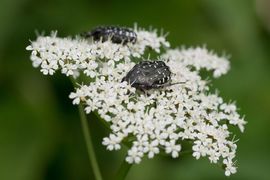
[26,29,169,77]
[26,26,246,176]
[161,47,230,78]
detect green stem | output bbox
[78,103,103,180]
[115,157,133,180]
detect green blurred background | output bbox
[1,0,270,179]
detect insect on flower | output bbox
[83,26,137,44]
[122,60,179,90]
[27,26,246,177]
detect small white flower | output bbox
[126,147,144,164]
[143,139,160,158]
[223,159,237,176]
[165,140,181,158]
[102,133,122,151]
[61,63,78,76]
[68,85,88,105]
[40,60,58,75]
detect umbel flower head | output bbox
[26,25,246,176]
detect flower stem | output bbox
[78,103,103,180]
[115,158,133,180]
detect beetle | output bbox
[83,26,137,44]
[122,60,174,90]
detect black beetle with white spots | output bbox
[83,26,137,44]
[122,61,173,90]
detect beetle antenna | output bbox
[169,81,186,86]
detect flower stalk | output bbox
[78,103,103,180]
[115,158,133,180]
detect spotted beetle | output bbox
[83,26,137,44]
[122,61,174,90]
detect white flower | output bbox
[126,147,144,164]
[102,133,123,151]
[40,60,58,75]
[143,139,160,158]
[165,140,182,158]
[223,159,237,176]
[61,62,78,76]
[68,85,89,105]
[27,25,246,176]
[82,61,98,78]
